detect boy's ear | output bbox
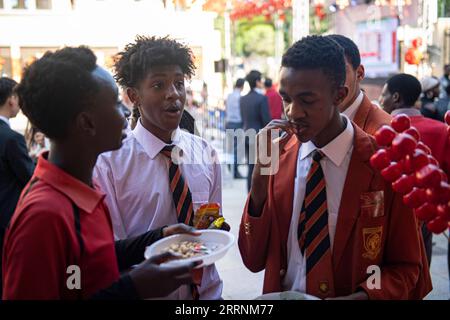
[76,111,96,137]
[127,87,140,106]
[392,92,400,103]
[335,86,349,107]
[356,64,365,82]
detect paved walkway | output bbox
[216,173,450,300]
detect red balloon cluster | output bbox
[370,114,450,234]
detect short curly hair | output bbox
[16,46,100,140]
[327,34,361,70]
[114,35,196,88]
[282,35,346,90]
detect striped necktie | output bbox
[297,150,335,298]
[160,144,200,300]
[160,145,194,226]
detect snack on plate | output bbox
[164,241,210,259]
[193,203,223,229]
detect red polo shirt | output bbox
[410,115,450,176]
[265,87,283,120]
[2,153,120,299]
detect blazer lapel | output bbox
[273,136,300,248]
[332,124,377,269]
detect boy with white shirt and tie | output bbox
[94,36,225,300]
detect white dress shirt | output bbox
[343,90,364,121]
[94,119,223,300]
[282,115,354,293]
[0,115,10,126]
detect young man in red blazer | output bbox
[239,36,431,300]
[327,35,391,136]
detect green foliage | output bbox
[233,16,276,57]
[438,0,450,17]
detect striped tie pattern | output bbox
[161,145,194,226]
[297,150,335,298]
[161,145,200,300]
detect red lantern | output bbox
[411,38,422,49]
[405,48,422,66]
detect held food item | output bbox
[208,217,225,229]
[164,241,211,259]
[193,203,223,230]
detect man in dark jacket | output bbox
[0,77,35,296]
[240,70,271,191]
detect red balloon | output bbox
[416,141,432,155]
[386,146,403,162]
[391,133,417,157]
[374,125,397,147]
[437,204,450,221]
[403,187,427,208]
[415,164,442,189]
[436,181,450,203]
[440,170,448,183]
[401,155,414,174]
[427,216,449,234]
[370,149,391,171]
[427,155,439,166]
[391,114,411,133]
[404,127,421,142]
[410,149,430,171]
[392,174,415,194]
[414,203,437,221]
[445,110,450,126]
[381,162,403,182]
[425,188,442,204]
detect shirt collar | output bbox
[391,108,422,117]
[34,152,105,214]
[132,119,182,159]
[0,115,10,127]
[342,90,364,120]
[300,114,354,167]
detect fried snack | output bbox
[193,203,221,229]
[164,240,210,259]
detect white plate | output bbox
[254,291,321,300]
[144,230,235,268]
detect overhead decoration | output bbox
[203,0,292,21]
